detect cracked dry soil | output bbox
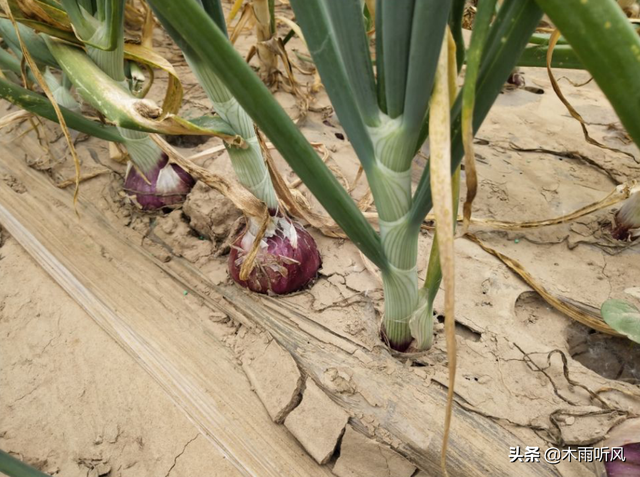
[1,17,640,477]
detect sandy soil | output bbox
[2,5,640,477]
[0,237,242,477]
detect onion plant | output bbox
[0,4,198,209]
[228,0,279,84]
[139,3,640,465]
[147,0,322,294]
[55,0,198,210]
[147,0,542,352]
[4,0,640,347]
[252,0,278,84]
[147,0,640,351]
[0,0,322,295]
[3,0,640,471]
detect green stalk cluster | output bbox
[0,22,79,111]
[151,4,280,221]
[0,3,162,175]
[72,0,167,178]
[1,0,199,210]
[1,0,321,293]
[83,33,166,178]
[5,0,640,348]
[188,61,279,213]
[146,0,550,350]
[153,1,322,295]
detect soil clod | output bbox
[284,378,349,465]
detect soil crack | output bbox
[164,434,199,477]
[14,385,39,403]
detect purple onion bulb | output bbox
[124,153,195,210]
[507,70,525,88]
[228,216,321,294]
[612,191,640,241]
[602,418,640,476]
[605,443,640,476]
